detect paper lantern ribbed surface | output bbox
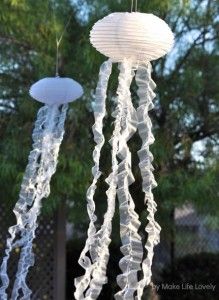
[90,12,174,62]
[75,12,174,300]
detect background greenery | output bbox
[0,0,218,299]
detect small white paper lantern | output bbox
[29,77,83,105]
[0,75,83,299]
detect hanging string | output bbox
[131,0,134,12]
[131,0,138,13]
[135,0,138,12]
[52,3,73,76]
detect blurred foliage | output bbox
[0,0,218,242]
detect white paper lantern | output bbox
[75,11,174,300]
[90,12,174,62]
[0,76,83,299]
[29,77,83,105]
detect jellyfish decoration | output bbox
[0,77,83,299]
[74,12,174,299]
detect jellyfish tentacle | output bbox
[135,63,161,299]
[115,60,144,300]
[74,59,112,299]
[13,104,68,299]
[0,104,68,300]
[85,60,131,300]
[0,106,48,300]
[76,60,133,300]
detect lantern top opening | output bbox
[29,77,83,105]
[90,12,174,62]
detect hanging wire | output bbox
[135,0,138,12]
[131,0,138,13]
[131,0,134,12]
[52,3,73,76]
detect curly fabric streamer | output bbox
[135,62,161,299]
[85,60,133,299]
[0,104,68,300]
[74,60,112,300]
[115,60,144,300]
[75,60,161,300]
[75,59,140,299]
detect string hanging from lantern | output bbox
[135,0,138,12]
[0,9,83,300]
[74,11,174,300]
[52,4,73,76]
[131,0,138,12]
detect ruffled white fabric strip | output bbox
[82,70,121,299]
[74,59,112,300]
[86,60,135,299]
[135,63,161,299]
[115,60,144,300]
[0,104,68,300]
[75,59,137,299]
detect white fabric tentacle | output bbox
[76,59,136,299]
[74,59,112,300]
[84,60,132,300]
[0,104,68,300]
[135,62,161,299]
[115,60,144,300]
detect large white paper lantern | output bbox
[90,12,174,62]
[75,12,174,300]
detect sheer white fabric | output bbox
[0,104,68,300]
[136,63,161,299]
[75,59,112,299]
